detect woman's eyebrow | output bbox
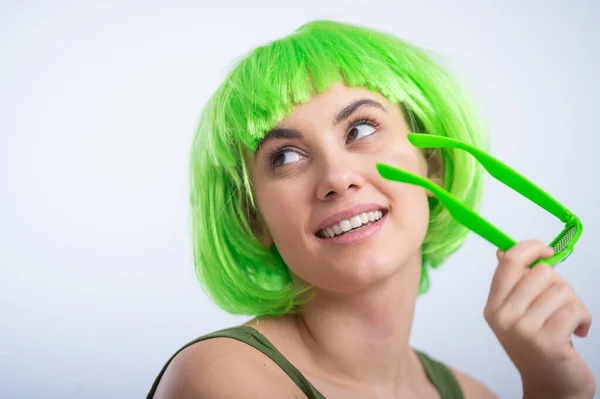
[255,127,304,156]
[255,98,385,155]
[333,98,386,126]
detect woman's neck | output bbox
[292,252,423,394]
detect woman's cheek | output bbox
[261,191,303,238]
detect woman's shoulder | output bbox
[150,329,305,399]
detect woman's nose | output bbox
[315,151,365,200]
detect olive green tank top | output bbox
[146,325,464,399]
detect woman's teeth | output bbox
[319,210,384,238]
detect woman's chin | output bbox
[314,257,414,294]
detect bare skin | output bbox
[243,84,450,396]
[153,83,593,398]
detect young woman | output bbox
[147,20,594,399]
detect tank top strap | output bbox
[146,325,326,399]
[414,349,465,398]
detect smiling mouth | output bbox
[316,209,388,239]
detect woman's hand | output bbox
[483,240,595,399]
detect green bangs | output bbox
[212,20,472,152]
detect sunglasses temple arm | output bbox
[427,182,517,251]
[376,163,517,251]
[409,135,571,222]
[469,150,572,221]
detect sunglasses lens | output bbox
[551,224,577,254]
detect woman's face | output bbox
[249,83,433,293]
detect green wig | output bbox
[189,20,488,316]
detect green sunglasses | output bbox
[376,133,582,267]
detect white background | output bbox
[1,1,598,398]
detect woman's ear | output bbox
[424,148,444,198]
[248,207,273,249]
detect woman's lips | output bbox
[316,210,388,245]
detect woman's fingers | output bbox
[498,263,562,327]
[541,300,593,345]
[517,282,574,333]
[486,240,555,314]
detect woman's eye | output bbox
[269,121,378,169]
[347,123,377,142]
[273,150,303,168]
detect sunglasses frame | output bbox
[376,133,582,267]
